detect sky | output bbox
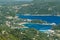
[1,0,33,1]
[16,0,33,1]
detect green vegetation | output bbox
[18,0,60,15]
[52,25,60,30]
[30,19,47,23]
[0,0,60,40]
[0,24,49,40]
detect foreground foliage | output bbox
[0,25,49,40]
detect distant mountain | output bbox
[0,0,13,2]
[33,0,60,2]
[0,0,32,5]
[0,0,32,2]
[0,0,60,2]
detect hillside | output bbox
[0,0,60,40]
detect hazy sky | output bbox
[0,0,33,2]
[16,0,33,1]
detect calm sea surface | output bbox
[17,14,60,30]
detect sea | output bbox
[16,14,60,31]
